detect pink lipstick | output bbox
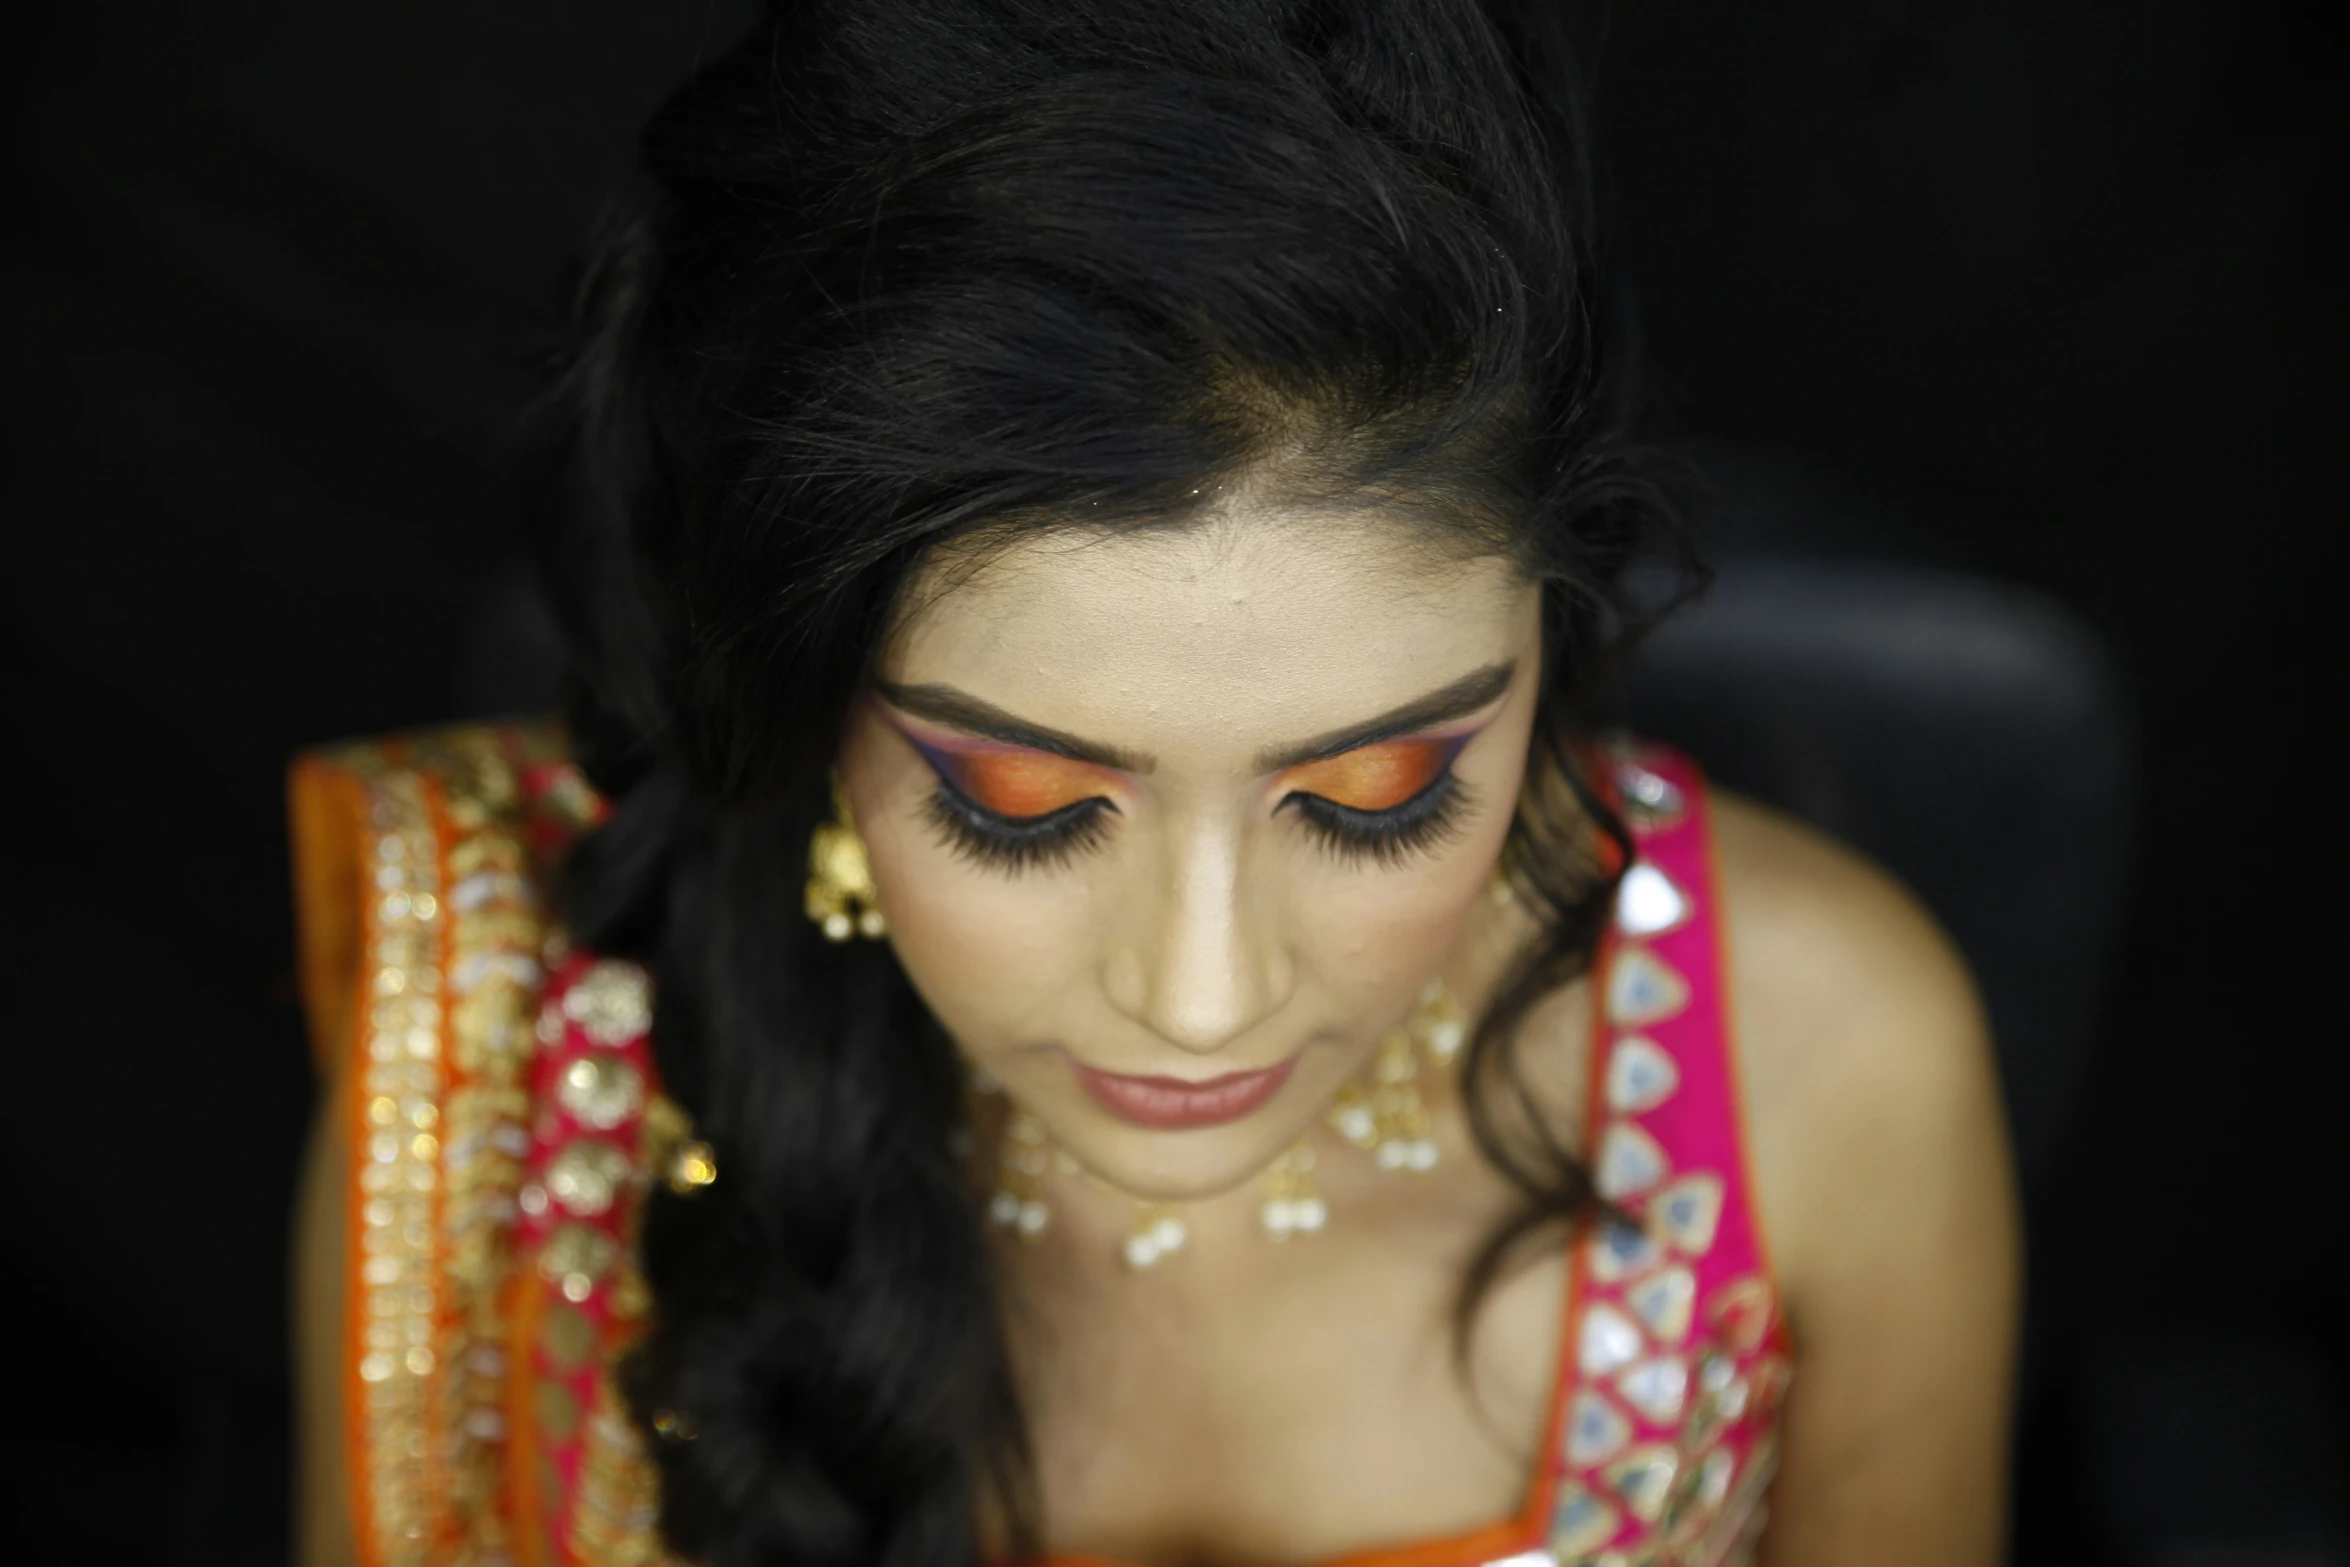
[1072,1056,1297,1130]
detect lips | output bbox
[1070,1055,1298,1130]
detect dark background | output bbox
[2,2,2341,1560]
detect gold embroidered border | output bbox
[348,752,449,1567]
[337,724,562,1567]
[571,1357,670,1565]
[423,727,551,1563]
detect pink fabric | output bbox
[1536,740,1792,1559]
[507,741,1790,1564]
[517,952,661,1561]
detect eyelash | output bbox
[925,780,1115,874]
[924,764,1473,872]
[1282,770,1474,869]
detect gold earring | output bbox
[806,778,888,941]
[1258,1139,1326,1240]
[1325,977,1458,1171]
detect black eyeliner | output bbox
[922,773,1115,874]
[1286,771,1475,869]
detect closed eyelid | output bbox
[1277,735,1466,813]
[905,733,1119,820]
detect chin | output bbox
[1067,1123,1295,1202]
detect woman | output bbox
[291,2,2018,1563]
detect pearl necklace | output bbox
[980,977,1468,1269]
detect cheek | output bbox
[855,792,1098,1053]
[1288,739,1525,978]
[1292,841,1493,979]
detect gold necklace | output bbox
[979,977,1468,1269]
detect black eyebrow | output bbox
[1254,661,1518,772]
[877,659,1516,778]
[876,683,1157,773]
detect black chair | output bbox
[1616,442,2347,1565]
[1616,548,2134,1190]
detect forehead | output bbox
[884,511,1534,764]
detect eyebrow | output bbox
[879,660,1516,779]
[877,683,1156,772]
[1254,661,1517,771]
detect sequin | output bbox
[545,1139,633,1218]
[1605,947,1690,1027]
[1605,1036,1680,1115]
[539,1223,619,1297]
[1596,1122,1670,1199]
[1566,1388,1633,1466]
[1589,1218,1663,1284]
[451,950,542,996]
[1616,1356,1689,1423]
[1604,1445,1680,1522]
[1547,1485,1622,1556]
[1704,1374,1750,1426]
[450,869,531,913]
[1625,1266,1697,1343]
[1482,1551,1557,1567]
[536,1378,580,1442]
[1695,1448,1736,1511]
[542,1304,596,1371]
[1613,762,1685,826]
[1614,863,1691,938]
[557,1055,645,1131]
[1707,1275,1777,1354]
[1649,1174,1724,1257]
[561,960,653,1046]
[1578,1303,1645,1376]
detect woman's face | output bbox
[836,508,1542,1201]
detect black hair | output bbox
[534,2,1695,1562]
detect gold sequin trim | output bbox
[420,728,548,1561]
[336,725,562,1567]
[349,759,446,1567]
[572,1364,672,1566]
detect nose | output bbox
[1105,813,1293,1056]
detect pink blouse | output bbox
[297,726,1789,1567]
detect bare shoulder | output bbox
[1705,786,2010,1293]
[1710,798,2002,1240]
[1706,787,2020,1559]
[1709,786,1983,1062]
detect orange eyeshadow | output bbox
[1279,738,1453,812]
[944,749,1112,819]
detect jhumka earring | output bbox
[1324,977,1463,1173]
[805,778,888,941]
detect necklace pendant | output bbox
[1123,1208,1187,1269]
[978,974,1465,1269]
[989,1110,1053,1238]
[1259,1140,1327,1240]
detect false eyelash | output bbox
[925,780,1116,873]
[1284,772,1474,869]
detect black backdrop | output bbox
[3,2,2342,1561]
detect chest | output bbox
[1008,1216,1571,1567]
